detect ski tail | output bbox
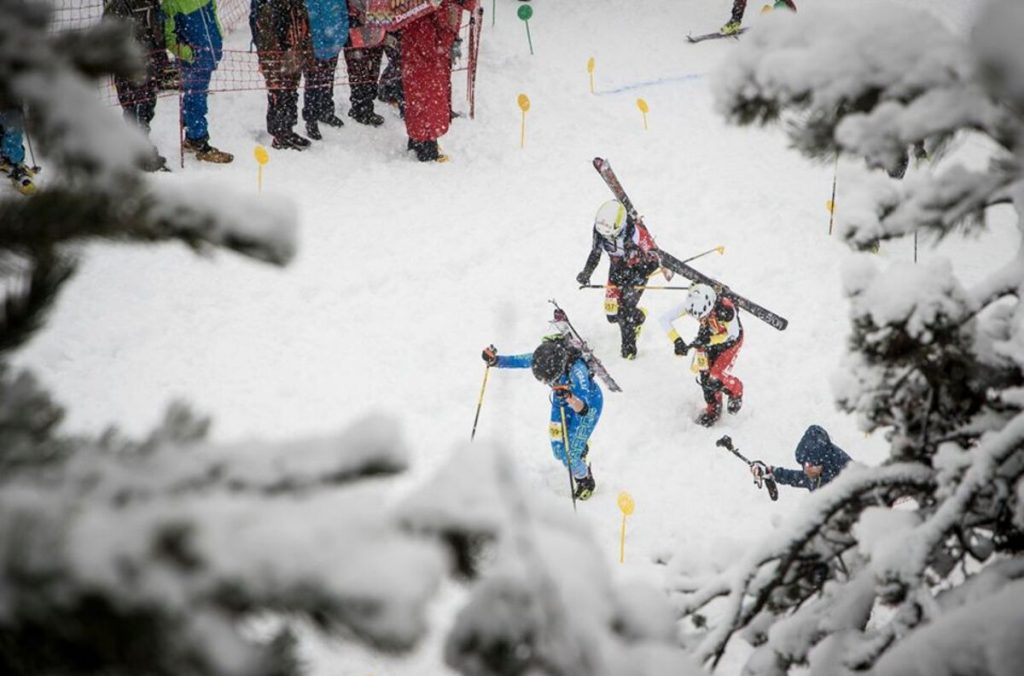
[656,249,788,331]
[593,157,640,222]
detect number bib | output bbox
[691,351,709,373]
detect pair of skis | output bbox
[686,27,749,44]
[592,157,789,332]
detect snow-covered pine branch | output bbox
[681,1,1024,673]
[399,445,702,676]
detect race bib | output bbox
[604,297,618,315]
[691,351,708,373]
[548,421,564,440]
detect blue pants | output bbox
[0,111,26,165]
[549,400,602,480]
[180,54,216,142]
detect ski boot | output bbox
[5,162,36,195]
[696,402,721,427]
[727,394,743,415]
[183,137,234,163]
[720,20,742,36]
[573,465,596,501]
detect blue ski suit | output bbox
[771,425,851,491]
[494,353,604,479]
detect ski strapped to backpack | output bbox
[548,299,622,393]
[716,435,779,501]
[592,156,788,331]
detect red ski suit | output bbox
[400,0,462,142]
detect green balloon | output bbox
[517,4,533,21]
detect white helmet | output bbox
[684,284,717,318]
[594,200,627,238]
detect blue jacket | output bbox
[304,0,348,60]
[772,425,851,491]
[495,353,604,476]
[162,0,223,67]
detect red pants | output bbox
[700,336,743,406]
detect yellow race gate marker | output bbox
[517,93,531,148]
[636,98,650,130]
[587,57,595,94]
[617,491,635,563]
[254,145,269,192]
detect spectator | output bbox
[302,0,348,139]
[104,0,169,171]
[250,0,314,150]
[162,0,233,162]
[750,426,852,491]
[344,0,385,127]
[400,0,468,161]
[377,32,403,117]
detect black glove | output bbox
[673,337,689,356]
[482,345,498,366]
[552,384,571,401]
[576,270,591,286]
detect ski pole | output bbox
[715,435,778,501]
[678,245,725,264]
[827,154,838,235]
[560,404,577,512]
[470,365,490,441]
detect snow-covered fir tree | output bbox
[0,2,697,674]
[672,1,1024,674]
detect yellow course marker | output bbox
[254,145,269,192]
[825,199,835,213]
[517,93,531,148]
[587,57,595,94]
[636,98,650,130]
[617,491,635,563]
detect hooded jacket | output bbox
[771,425,851,491]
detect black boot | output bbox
[573,465,596,501]
[349,108,385,127]
[409,138,441,162]
[305,120,322,140]
[272,131,311,151]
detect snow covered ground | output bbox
[11,0,1013,673]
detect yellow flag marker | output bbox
[636,98,649,130]
[761,4,773,13]
[517,93,531,148]
[825,199,835,213]
[587,57,595,94]
[617,491,635,563]
[254,145,269,192]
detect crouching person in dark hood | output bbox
[750,425,851,492]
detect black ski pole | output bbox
[715,435,778,501]
[559,403,577,512]
[470,364,490,441]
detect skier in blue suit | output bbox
[483,339,603,500]
[751,425,851,491]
